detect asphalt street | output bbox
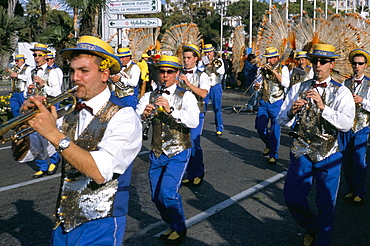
[0,88,369,246]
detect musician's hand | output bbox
[20,95,46,113]
[156,96,170,113]
[179,74,190,86]
[10,72,18,78]
[142,104,156,119]
[110,74,120,83]
[353,94,363,104]
[290,99,308,116]
[34,76,45,87]
[27,84,36,94]
[254,83,261,90]
[306,89,325,110]
[27,96,59,140]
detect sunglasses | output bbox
[33,53,46,57]
[352,62,365,66]
[158,69,177,74]
[311,58,332,65]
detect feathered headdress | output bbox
[160,23,203,64]
[232,26,246,74]
[127,27,161,63]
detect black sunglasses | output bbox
[311,58,332,65]
[158,69,177,74]
[33,53,46,57]
[352,62,365,66]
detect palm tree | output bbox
[60,0,84,37]
[0,6,29,70]
[79,0,107,36]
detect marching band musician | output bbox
[136,55,199,245]
[24,43,62,98]
[46,52,64,89]
[15,36,142,245]
[340,49,370,206]
[254,47,289,164]
[199,44,225,136]
[24,43,63,178]
[289,51,314,88]
[277,44,355,246]
[8,54,32,117]
[178,44,210,187]
[110,47,140,108]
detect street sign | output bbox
[108,0,161,14]
[108,18,162,28]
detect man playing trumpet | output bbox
[110,47,140,108]
[16,36,142,245]
[277,44,355,246]
[340,49,370,206]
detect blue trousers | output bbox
[255,99,282,158]
[36,152,60,171]
[186,112,205,179]
[284,152,342,246]
[340,128,369,198]
[204,83,224,132]
[149,149,190,232]
[51,216,126,246]
[9,92,26,118]
[110,92,138,109]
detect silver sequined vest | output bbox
[115,64,135,98]
[261,65,285,103]
[344,77,370,133]
[291,79,340,163]
[150,87,192,158]
[178,70,205,113]
[55,101,127,232]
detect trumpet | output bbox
[0,86,78,143]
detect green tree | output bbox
[0,6,29,70]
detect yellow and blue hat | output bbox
[117,47,132,57]
[295,51,309,59]
[203,44,215,53]
[155,55,182,69]
[348,49,370,65]
[263,47,280,58]
[46,53,55,59]
[307,44,340,58]
[142,53,150,58]
[30,43,51,53]
[15,54,26,60]
[60,36,121,74]
[182,44,201,58]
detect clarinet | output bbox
[142,81,167,140]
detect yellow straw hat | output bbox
[182,44,201,58]
[348,49,370,65]
[307,44,340,58]
[116,47,132,57]
[15,54,26,60]
[30,43,51,53]
[203,44,215,53]
[263,47,280,58]
[46,53,55,59]
[154,55,182,69]
[60,36,121,74]
[295,51,309,59]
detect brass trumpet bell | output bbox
[0,86,78,143]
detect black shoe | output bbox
[47,163,58,175]
[182,176,204,187]
[166,229,187,245]
[262,147,270,156]
[216,131,222,136]
[302,232,316,246]
[343,193,354,201]
[352,196,364,206]
[268,157,277,165]
[159,228,173,240]
[33,171,46,178]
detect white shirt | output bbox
[116,60,141,88]
[17,63,33,83]
[61,87,142,182]
[185,67,211,93]
[24,63,62,97]
[277,76,355,132]
[136,83,200,129]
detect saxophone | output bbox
[4,65,21,92]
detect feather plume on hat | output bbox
[127,27,160,63]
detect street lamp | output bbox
[217,0,226,51]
